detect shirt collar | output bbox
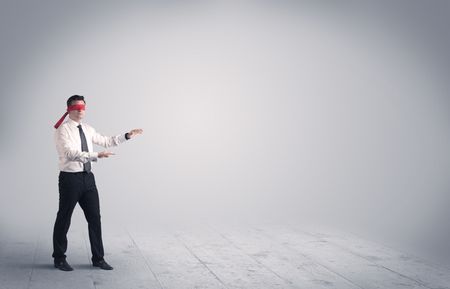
[67,117,82,127]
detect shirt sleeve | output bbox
[55,126,98,163]
[90,127,127,148]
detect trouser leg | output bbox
[52,172,81,261]
[79,172,104,262]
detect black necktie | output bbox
[77,124,91,172]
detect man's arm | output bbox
[91,127,143,148]
[91,128,126,148]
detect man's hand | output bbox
[98,151,115,158]
[127,128,143,139]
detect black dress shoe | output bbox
[92,260,113,270]
[54,259,74,271]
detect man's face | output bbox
[68,100,86,121]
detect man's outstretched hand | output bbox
[98,129,142,159]
[98,151,115,158]
[127,128,143,139]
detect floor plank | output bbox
[175,226,302,289]
[293,225,450,289]
[128,228,228,289]
[255,225,430,289]
[0,238,37,289]
[210,225,362,289]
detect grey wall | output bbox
[1,0,450,252]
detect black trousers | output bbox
[52,171,104,262]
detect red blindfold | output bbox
[54,104,86,129]
[67,104,86,111]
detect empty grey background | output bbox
[1,0,449,257]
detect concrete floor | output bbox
[1,224,450,289]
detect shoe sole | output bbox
[54,264,74,271]
[93,264,113,270]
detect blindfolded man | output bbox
[52,95,143,271]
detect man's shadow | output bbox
[24,263,94,270]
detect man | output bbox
[52,95,143,271]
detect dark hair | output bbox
[66,95,86,107]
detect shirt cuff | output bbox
[89,152,99,162]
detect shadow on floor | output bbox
[33,264,55,270]
[74,264,94,270]
[28,263,95,271]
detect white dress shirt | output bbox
[55,118,127,172]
